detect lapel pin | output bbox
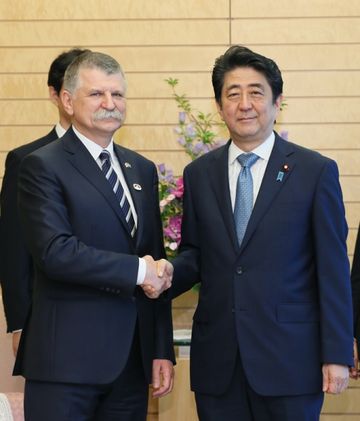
[124,162,132,168]
[276,164,290,182]
[133,183,142,191]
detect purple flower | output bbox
[174,127,182,135]
[158,163,166,174]
[177,136,186,146]
[171,177,184,198]
[164,215,182,243]
[178,111,186,124]
[185,124,196,138]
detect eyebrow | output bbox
[226,83,265,91]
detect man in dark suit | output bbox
[0,48,89,356]
[171,45,353,420]
[16,51,174,420]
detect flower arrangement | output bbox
[158,78,225,258]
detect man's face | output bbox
[62,67,126,146]
[217,66,282,151]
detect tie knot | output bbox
[99,150,110,163]
[237,153,259,169]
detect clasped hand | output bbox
[141,255,173,299]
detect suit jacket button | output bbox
[236,266,243,275]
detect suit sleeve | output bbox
[0,150,33,332]
[313,159,354,365]
[17,152,139,296]
[351,225,360,350]
[171,166,201,298]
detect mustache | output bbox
[93,109,124,121]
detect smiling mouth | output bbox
[238,116,256,121]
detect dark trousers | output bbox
[195,354,324,421]
[24,331,148,421]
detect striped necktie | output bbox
[234,152,259,246]
[99,150,136,237]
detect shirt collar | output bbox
[228,132,275,166]
[72,125,115,162]
[55,122,67,138]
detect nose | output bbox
[238,93,252,110]
[102,92,115,110]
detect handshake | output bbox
[141,255,173,299]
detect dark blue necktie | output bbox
[99,150,136,237]
[234,153,259,246]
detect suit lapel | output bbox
[207,142,240,251]
[61,129,134,239]
[239,134,296,252]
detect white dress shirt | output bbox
[228,132,275,211]
[55,122,67,138]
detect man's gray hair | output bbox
[63,51,126,93]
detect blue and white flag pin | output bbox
[276,171,284,182]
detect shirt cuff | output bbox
[137,257,146,285]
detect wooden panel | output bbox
[172,308,195,330]
[277,124,360,150]
[253,45,360,71]
[348,228,359,256]
[279,98,360,124]
[346,203,360,230]
[283,71,360,97]
[0,152,7,175]
[2,100,57,125]
[232,18,360,44]
[232,0,360,17]
[0,0,229,19]
[0,20,228,47]
[173,290,198,309]
[340,176,360,202]
[0,126,55,151]
[0,75,49,99]
[3,45,360,73]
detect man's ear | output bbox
[48,86,60,107]
[275,94,283,114]
[60,89,74,117]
